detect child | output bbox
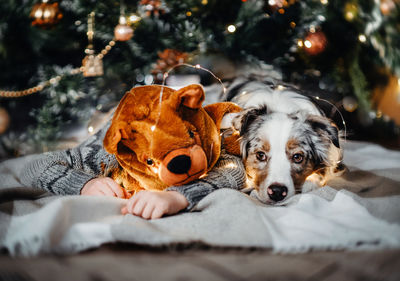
[20,121,246,219]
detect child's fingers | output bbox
[125,196,139,214]
[141,204,156,219]
[132,199,147,217]
[151,207,165,220]
[121,206,128,215]
[104,178,125,198]
[99,184,116,197]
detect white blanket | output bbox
[1,141,400,256]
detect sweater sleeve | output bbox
[20,123,118,195]
[166,151,246,210]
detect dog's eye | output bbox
[146,158,154,165]
[292,153,304,164]
[256,151,267,161]
[188,130,195,138]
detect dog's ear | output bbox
[232,105,268,159]
[306,115,340,148]
[233,105,268,135]
[176,84,205,109]
[103,121,130,154]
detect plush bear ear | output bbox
[176,84,205,109]
[103,121,129,154]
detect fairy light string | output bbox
[153,62,228,129]
[315,95,347,145]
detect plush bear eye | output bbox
[292,153,304,164]
[146,158,154,165]
[188,130,195,138]
[256,151,267,161]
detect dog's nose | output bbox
[167,155,191,174]
[267,184,288,202]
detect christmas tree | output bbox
[0,0,399,159]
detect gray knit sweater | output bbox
[20,122,246,210]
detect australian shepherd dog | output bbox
[221,78,345,204]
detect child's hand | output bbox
[81,177,131,198]
[121,190,189,220]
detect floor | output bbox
[1,245,399,281]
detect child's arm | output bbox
[166,151,246,209]
[122,151,246,219]
[20,123,122,196]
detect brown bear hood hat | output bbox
[104,84,241,192]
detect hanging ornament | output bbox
[114,2,135,42]
[380,0,396,15]
[82,55,103,77]
[30,0,63,28]
[140,0,166,17]
[151,49,188,82]
[303,30,327,56]
[0,107,10,135]
[114,24,133,41]
[343,1,359,22]
[82,12,103,77]
[126,13,142,26]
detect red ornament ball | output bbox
[304,31,327,56]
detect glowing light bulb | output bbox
[43,9,51,18]
[225,163,238,169]
[35,9,43,18]
[304,40,312,48]
[88,126,94,133]
[297,40,304,47]
[227,25,236,33]
[358,34,367,42]
[151,125,156,132]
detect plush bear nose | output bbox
[167,155,191,174]
[267,184,288,202]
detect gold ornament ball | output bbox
[304,30,327,56]
[0,107,10,135]
[126,13,142,26]
[343,96,358,112]
[114,24,134,41]
[30,1,63,28]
